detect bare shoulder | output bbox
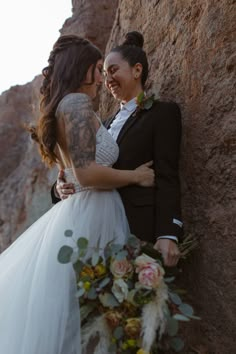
[56,93,96,168]
[56,93,93,118]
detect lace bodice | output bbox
[64,124,119,192]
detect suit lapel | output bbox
[117,109,140,145]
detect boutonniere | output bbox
[136,92,155,111]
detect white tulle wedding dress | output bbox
[0,123,129,354]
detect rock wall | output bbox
[100,0,236,353]
[0,0,235,352]
[0,76,55,251]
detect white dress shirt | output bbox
[108,98,137,140]
[108,98,180,243]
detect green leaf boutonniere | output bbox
[136,92,155,111]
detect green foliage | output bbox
[91,251,100,266]
[167,317,179,337]
[113,326,124,340]
[57,245,73,264]
[169,292,182,305]
[77,237,88,249]
[173,314,190,322]
[99,293,120,308]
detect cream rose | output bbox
[110,258,133,278]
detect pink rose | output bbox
[110,258,133,278]
[135,254,158,273]
[138,263,164,289]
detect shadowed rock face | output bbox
[100,0,236,353]
[0,0,235,352]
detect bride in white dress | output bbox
[0,35,154,354]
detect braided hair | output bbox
[111,31,148,87]
[30,35,102,166]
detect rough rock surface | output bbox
[0,0,235,352]
[100,0,236,353]
[61,0,118,52]
[0,76,56,251]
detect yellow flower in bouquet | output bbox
[137,349,150,354]
[124,318,141,338]
[80,265,95,279]
[94,263,106,277]
[83,281,91,291]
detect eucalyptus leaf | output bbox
[92,251,100,266]
[77,237,89,250]
[173,314,190,322]
[73,259,84,273]
[57,246,73,264]
[76,287,85,298]
[170,337,185,352]
[87,287,97,300]
[113,326,124,340]
[169,292,182,305]
[179,303,194,317]
[99,293,119,308]
[115,250,128,260]
[104,246,112,259]
[110,243,124,254]
[79,248,87,258]
[167,317,179,336]
[127,234,140,248]
[164,276,175,283]
[64,229,73,237]
[188,314,201,320]
[98,277,111,289]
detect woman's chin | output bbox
[110,91,121,100]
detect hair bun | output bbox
[122,31,144,48]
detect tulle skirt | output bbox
[0,189,129,354]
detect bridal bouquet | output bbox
[58,233,199,354]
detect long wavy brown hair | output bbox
[29,35,102,167]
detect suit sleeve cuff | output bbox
[156,235,179,243]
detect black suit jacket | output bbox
[51,100,183,243]
[104,100,183,243]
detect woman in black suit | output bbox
[53,31,183,267]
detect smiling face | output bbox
[79,59,103,99]
[104,52,143,104]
